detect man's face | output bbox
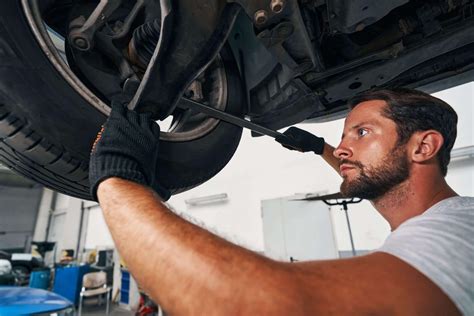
[334,100,410,200]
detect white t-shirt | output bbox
[378,196,474,315]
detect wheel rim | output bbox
[21,0,228,142]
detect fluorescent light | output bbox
[451,145,474,160]
[185,193,228,206]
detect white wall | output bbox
[434,84,474,197]
[83,204,114,249]
[33,189,54,242]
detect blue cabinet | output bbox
[29,269,51,289]
[52,265,90,305]
[120,269,130,304]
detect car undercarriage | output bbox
[43,0,474,128]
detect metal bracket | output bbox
[228,0,318,74]
[68,0,123,51]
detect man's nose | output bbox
[334,141,352,159]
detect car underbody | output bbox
[43,0,474,130]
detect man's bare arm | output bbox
[98,178,304,315]
[322,143,340,173]
[98,177,459,315]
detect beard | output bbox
[340,145,410,200]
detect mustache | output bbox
[340,159,364,169]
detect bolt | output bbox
[270,0,285,13]
[355,22,365,32]
[254,10,268,25]
[73,37,89,50]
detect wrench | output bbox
[178,97,319,153]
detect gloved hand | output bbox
[89,100,170,201]
[275,127,325,154]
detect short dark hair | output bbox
[348,88,458,176]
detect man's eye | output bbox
[358,128,368,137]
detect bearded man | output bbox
[89,88,473,315]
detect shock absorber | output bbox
[128,18,161,68]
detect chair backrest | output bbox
[82,271,106,289]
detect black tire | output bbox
[0,2,244,200]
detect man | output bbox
[89,88,473,315]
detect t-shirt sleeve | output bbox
[377,199,474,315]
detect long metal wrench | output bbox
[178,97,283,139]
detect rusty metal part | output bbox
[186,81,204,100]
[256,1,318,74]
[129,1,242,119]
[229,0,289,28]
[229,0,319,74]
[68,0,122,51]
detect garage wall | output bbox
[37,193,85,262]
[0,186,43,252]
[83,203,114,249]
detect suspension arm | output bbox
[129,0,242,119]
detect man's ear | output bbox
[409,130,444,163]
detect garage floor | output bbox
[80,301,134,316]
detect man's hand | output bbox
[89,101,170,201]
[275,127,325,154]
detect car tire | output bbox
[0,1,245,200]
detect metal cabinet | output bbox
[261,197,339,261]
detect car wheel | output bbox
[0,1,245,199]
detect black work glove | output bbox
[89,100,170,201]
[275,127,325,154]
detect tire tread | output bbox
[0,103,91,199]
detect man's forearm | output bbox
[321,143,340,173]
[97,178,303,315]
